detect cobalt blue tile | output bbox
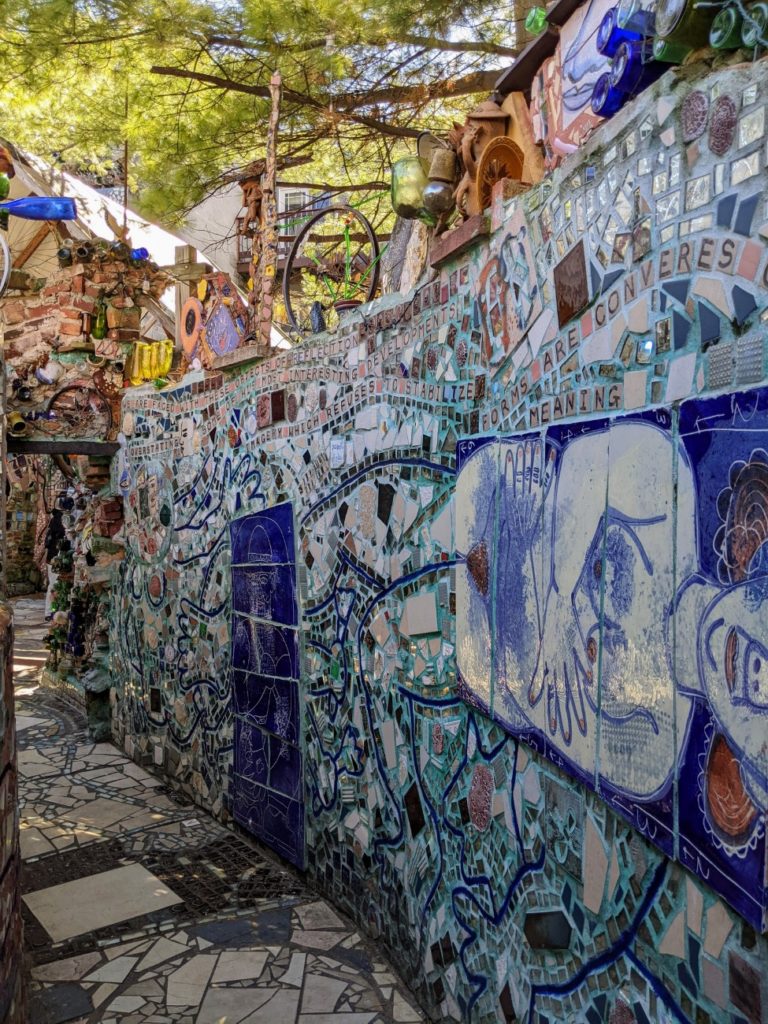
[601,268,624,292]
[698,302,721,345]
[734,193,760,237]
[673,310,691,349]
[233,777,304,869]
[230,502,295,564]
[231,564,298,625]
[231,615,299,679]
[732,285,757,326]
[232,671,299,743]
[662,279,690,304]
[234,726,270,787]
[267,734,302,799]
[716,192,737,228]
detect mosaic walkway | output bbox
[12,597,425,1024]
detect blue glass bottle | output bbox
[597,6,646,56]
[610,39,662,96]
[0,196,77,221]
[616,0,656,31]
[591,73,626,117]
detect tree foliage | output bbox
[0,0,532,220]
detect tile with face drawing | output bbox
[493,432,547,739]
[524,419,610,788]
[597,409,680,856]
[675,387,768,930]
[456,438,499,714]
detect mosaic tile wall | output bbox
[111,62,768,1023]
[0,603,25,1024]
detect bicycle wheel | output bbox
[46,384,113,439]
[0,233,12,299]
[281,205,381,335]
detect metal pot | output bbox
[8,413,28,436]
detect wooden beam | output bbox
[15,222,53,269]
[6,439,120,456]
[137,293,175,336]
[160,261,212,281]
[255,71,282,351]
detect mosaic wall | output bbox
[0,606,24,1024]
[112,62,768,1023]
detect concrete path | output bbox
[12,597,424,1024]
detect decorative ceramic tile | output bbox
[676,389,768,928]
[731,151,761,185]
[230,503,304,868]
[738,108,765,149]
[685,174,711,211]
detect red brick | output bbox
[0,301,25,325]
[429,214,490,268]
[25,303,58,319]
[59,320,83,336]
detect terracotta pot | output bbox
[333,299,363,316]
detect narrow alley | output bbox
[12,597,424,1024]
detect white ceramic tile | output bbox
[212,950,269,983]
[301,975,348,1013]
[166,953,217,1007]
[296,901,346,930]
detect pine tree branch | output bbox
[149,65,423,138]
[150,64,496,112]
[339,68,499,108]
[275,180,389,191]
[206,32,519,57]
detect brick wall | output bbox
[1,249,168,441]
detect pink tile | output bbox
[737,241,762,282]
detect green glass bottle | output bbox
[710,6,744,47]
[91,298,108,340]
[742,1,768,46]
[652,36,692,61]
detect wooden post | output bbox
[166,245,211,351]
[255,71,282,354]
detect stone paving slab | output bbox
[13,597,425,1024]
[23,863,184,942]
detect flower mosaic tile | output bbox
[108,62,768,1023]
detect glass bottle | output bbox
[391,157,436,226]
[710,6,744,46]
[0,196,76,221]
[742,2,768,46]
[91,298,108,340]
